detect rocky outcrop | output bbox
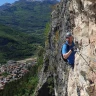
[68,0,96,96]
[35,0,96,96]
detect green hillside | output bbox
[0,0,58,63]
[0,24,43,63]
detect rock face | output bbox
[35,0,96,96]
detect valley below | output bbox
[0,57,37,90]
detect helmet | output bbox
[65,32,72,38]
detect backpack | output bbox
[61,43,69,62]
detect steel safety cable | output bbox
[77,51,96,74]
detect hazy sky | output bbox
[0,0,19,6]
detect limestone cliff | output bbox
[34,0,96,96]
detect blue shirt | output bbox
[62,41,75,65]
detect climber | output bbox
[61,32,76,68]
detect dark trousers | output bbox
[69,63,74,69]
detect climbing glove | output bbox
[71,46,77,52]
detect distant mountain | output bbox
[0,0,58,33]
[19,0,58,2]
[0,3,11,11]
